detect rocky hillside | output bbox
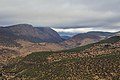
[1,36,120,80]
[63,31,114,48]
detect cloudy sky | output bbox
[0,0,120,33]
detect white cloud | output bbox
[52,28,93,33]
[52,28,119,33]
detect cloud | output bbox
[52,28,93,33]
[114,22,120,26]
[0,0,120,32]
[52,27,119,33]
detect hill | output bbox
[63,33,101,48]
[63,31,114,48]
[1,36,120,80]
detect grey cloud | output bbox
[0,0,120,31]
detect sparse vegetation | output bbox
[1,36,120,80]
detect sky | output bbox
[0,0,120,33]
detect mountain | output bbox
[0,24,63,47]
[63,31,114,48]
[0,24,65,64]
[6,24,63,43]
[1,36,120,80]
[63,33,101,48]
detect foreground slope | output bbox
[1,36,120,80]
